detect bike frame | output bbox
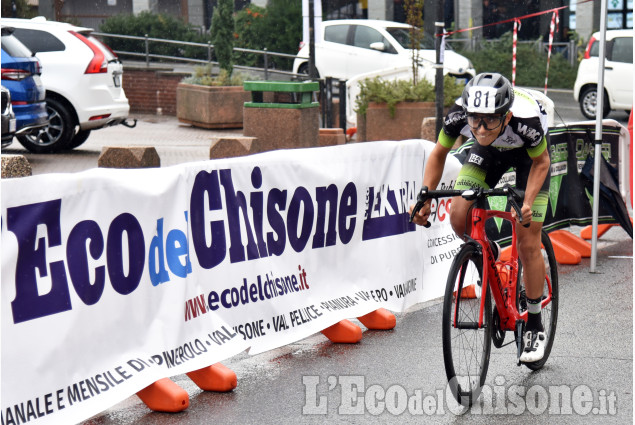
[459,203,553,333]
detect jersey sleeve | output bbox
[527,135,548,158]
[439,103,467,149]
[510,115,547,157]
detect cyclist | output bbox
[410,72,551,363]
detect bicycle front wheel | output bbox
[442,243,492,407]
[516,230,559,370]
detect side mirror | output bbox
[369,42,385,52]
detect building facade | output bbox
[34,0,632,42]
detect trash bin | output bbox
[243,81,320,152]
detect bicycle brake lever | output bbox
[409,203,432,227]
[505,186,530,228]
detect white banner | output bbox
[1,139,462,424]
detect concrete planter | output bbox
[356,101,435,142]
[176,83,251,129]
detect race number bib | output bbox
[465,86,497,113]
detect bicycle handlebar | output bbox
[409,184,530,228]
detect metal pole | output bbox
[339,80,347,132]
[319,79,326,127]
[264,48,269,81]
[434,8,444,138]
[308,0,317,79]
[145,34,149,67]
[207,41,212,63]
[590,0,608,272]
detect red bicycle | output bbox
[410,185,558,407]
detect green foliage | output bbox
[99,1,301,72]
[99,11,206,58]
[355,76,464,118]
[181,66,244,86]
[211,0,234,75]
[233,0,302,69]
[1,0,36,19]
[233,5,269,67]
[456,32,577,89]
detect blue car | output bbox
[1,26,48,147]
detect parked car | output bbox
[2,17,131,153]
[1,86,17,148]
[573,29,633,119]
[1,26,48,146]
[292,19,475,83]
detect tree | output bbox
[404,0,424,84]
[211,0,235,76]
[1,0,36,19]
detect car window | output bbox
[589,40,599,57]
[610,37,633,63]
[1,34,32,58]
[324,25,349,45]
[12,28,66,53]
[386,27,435,49]
[352,25,392,52]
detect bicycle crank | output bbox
[492,308,506,348]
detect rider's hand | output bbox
[409,201,431,227]
[511,203,533,226]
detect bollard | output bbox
[136,378,189,412]
[98,146,160,169]
[321,320,363,343]
[318,128,346,147]
[357,308,396,330]
[186,363,237,392]
[1,154,32,178]
[210,136,257,159]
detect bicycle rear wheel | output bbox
[516,230,559,370]
[442,243,492,407]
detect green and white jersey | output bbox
[439,87,549,158]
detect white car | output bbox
[2,17,131,153]
[292,19,475,82]
[573,29,633,119]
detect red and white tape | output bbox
[544,10,560,94]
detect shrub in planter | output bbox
[177,65,251,129]
[354,76,464,141]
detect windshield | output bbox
[386,27,451,50]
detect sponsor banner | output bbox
[1,139,463,424]
[484,120,630,242]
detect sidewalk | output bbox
[2,114,244,175]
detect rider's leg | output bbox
[517,212,549,363]
[449,195,474,240]
[516,219,545,331]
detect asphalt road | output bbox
[82,225,632,425]
[2,89,632,424]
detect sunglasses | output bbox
[466,113,506,131]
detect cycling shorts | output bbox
[452,139,550,223]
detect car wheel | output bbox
[68,129,91,149]
[17,97,75,153]
[579,86,610,120]
[298,63,320,79]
